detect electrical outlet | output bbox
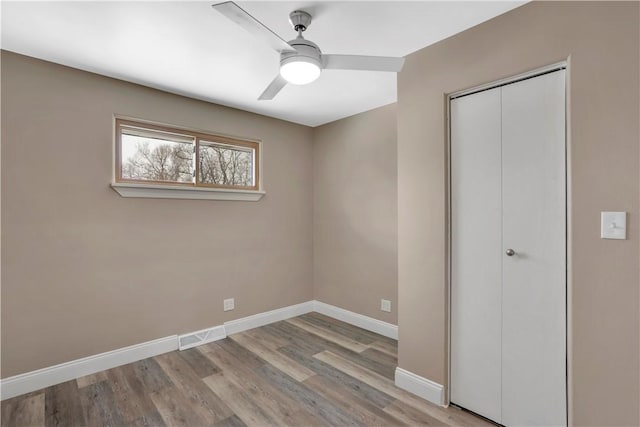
[223,298,235,311]
[381,299,391,313]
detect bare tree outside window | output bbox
[199,143,253,186]
[121,136,194,183]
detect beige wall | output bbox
[397,1,639,425]
[313,104,398,324]
[1,51,314,378]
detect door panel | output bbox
[450,88,503,422]
[501,70,566,426]
[450,69,566,426]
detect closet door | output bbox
[450,69,566,426]
[450,87,502,422]
[501,70,566,426]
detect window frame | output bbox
[115,118,260,192]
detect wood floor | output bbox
[1,313,490,426]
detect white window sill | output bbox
[110,183,265,201]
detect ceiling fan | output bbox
[211,1,405,100]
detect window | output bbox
[115,119,259,191]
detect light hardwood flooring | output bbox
[1,313,491,426]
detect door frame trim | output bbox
[445,60,570,424]
[449,61,568,100]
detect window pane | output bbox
[121,130,194,183]
[198,142,254,187]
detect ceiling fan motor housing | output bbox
[281,37,322,69]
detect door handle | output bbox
[505,248,516,256]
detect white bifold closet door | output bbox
[450,69,566,426]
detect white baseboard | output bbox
[1,299,397,400]
[395,367,445,407]
[178,325,226,350]
[0,336,178,401]
[312,300,398,340]
[178,301,315,350]
[224,301,314,335]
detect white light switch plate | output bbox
[601,211,626,240]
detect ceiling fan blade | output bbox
[212,2,295,53]
[258,75,288,100]
[322,54,405,72]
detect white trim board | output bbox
[178,325,227,351]
[395,367,445,407]
[111,183,265,201]
[0,336,178,401]
[224,301,314,335]
[1,300,396,400]
[313,300,398,340]
[178,301,315,350]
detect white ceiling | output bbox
[1,1,524,127]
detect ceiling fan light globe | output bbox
[280,57,321,85]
